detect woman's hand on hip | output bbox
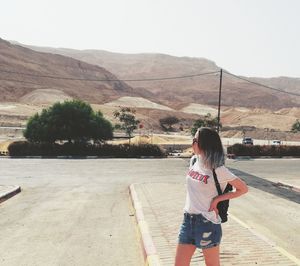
[209,198,219,218]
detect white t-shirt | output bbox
[184,155,238,224]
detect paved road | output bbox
[0,158,299,265]
[226,158,300,186]
[0,158,187,266]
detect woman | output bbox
[175,127,248,266]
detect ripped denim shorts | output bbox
[178,212,222,249]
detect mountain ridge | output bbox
[10,40,300,110]
[0,38,133,103]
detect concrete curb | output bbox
[229,156,300,159]
[129,184,161,266]
[276,181,300,193]
[0,185,21,203]
[2,155,299,159]
[1,156,164,159]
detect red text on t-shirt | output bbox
[188,170,210,184]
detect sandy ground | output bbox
[0,103,42,116]
[1,100,300,132]
[110,134,300,149]
[0,101,300,152]
[104,96,173,111]
[180,103,218,116]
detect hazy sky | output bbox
[1,0,300,78]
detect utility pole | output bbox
[217,69,223,133]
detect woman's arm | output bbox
[208,178,248,215]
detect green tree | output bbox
[191,113,221,135]
[292,119,300,132]
[113,107,140,144]
[23,100,113,143]
[159,116,180,131]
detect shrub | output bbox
[8,141,165,158]
[291,119,300,132]
[24,100,113,143]
[191,113,221,135]
[159,116,180,131]
[227,144,300,157]
[113,107,140,144]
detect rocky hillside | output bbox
[1,39,299,136]
[16,42,300,110]
[0,38,132,104]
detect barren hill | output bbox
[16,42,300,110]
[19,89,72,105]
[1,39,299,138]
[0,38,132,103]
[104,96,173,111]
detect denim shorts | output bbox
[178,213,222,249]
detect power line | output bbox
[223,70,300,97]
[0,78,41,85]
[0,69,219,82]
[1,67,299,97]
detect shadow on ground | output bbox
[229,168,300,204]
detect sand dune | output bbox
[111,134,192,145]
[180,103,218,116]
[104,96,173,111]
[221,107,299,131]
[20,89,73,105]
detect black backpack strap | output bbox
[212,169,223,195]
[191,156,197,166]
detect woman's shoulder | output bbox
[215,164,238,182]
[215,164,226,170]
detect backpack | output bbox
[212,169,233,223]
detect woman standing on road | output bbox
[175,127,248,266]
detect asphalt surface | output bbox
[0,158,299,265]
[226,158,300,186]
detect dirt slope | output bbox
[17,42,300,109]
[0,38,132,103]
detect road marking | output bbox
[276,181,300,193]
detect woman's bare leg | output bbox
[202,245,220,266]
[175,243,196,266]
